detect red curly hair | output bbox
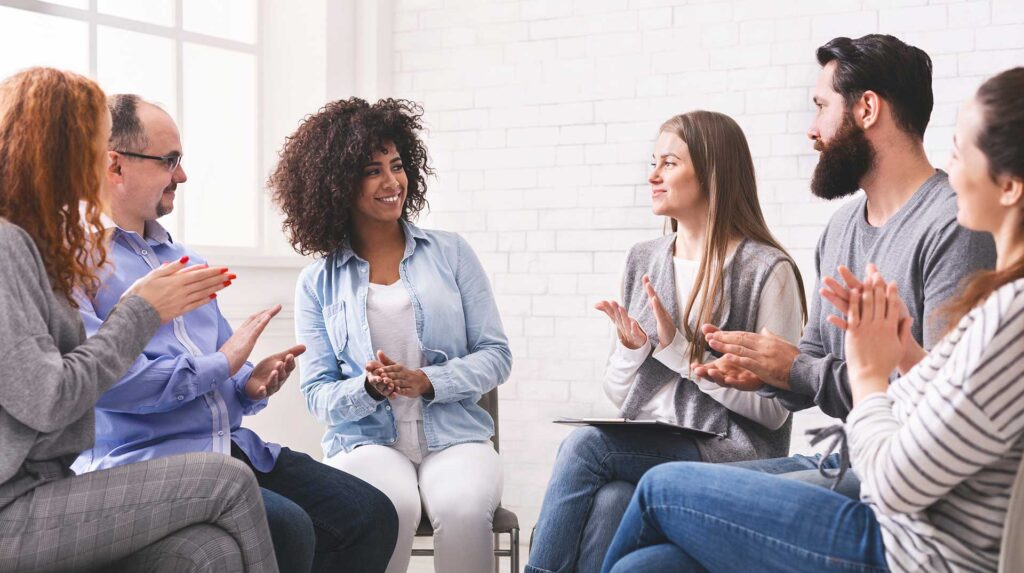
[0,68,109,306]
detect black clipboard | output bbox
[554,417,720,439]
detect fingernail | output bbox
[179,256,189,264]
[223,281,232,286]
[220,268,229,274]
[209,293,217,299]
[228,274,237,280]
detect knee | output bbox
[430,501,493,532]
[557,426,605,463]
[593,481,635,515]
[364,484,401,542]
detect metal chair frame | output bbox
[410,388,520,573]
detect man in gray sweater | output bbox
[691,35,996,494]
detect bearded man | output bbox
[684,34,997,497]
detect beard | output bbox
[155,185,175,218]
[810,113,876,200]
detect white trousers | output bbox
[324,428,503,573]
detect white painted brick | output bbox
[638,7,672,29]
[976,24,1024,50]
[879,5,948,32]
[739,20,775,45]
[532,295,589,317]
[728,66,789,91]
[711,45,772,70]
[746,88,811,114]
[537,102,594,126]
[992,0,1024,23]
[486,209,538,231]
[948,1,991,27]
[771,39,817,66]
[701,22,739,48]
[959,49,1024,75]
[506,126,561,147]
[811,12,878,45]
[522,187,580,209]
[902,28,975,55]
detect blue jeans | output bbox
[233,445,398,573]
[572,453,860,573]
[727,452,861,499]
[526,425,702,573]
[261,487,316,572]
[601,462,889,573]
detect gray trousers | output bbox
[0,452,278,573]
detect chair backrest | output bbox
[1000,456,1024,572]
[477,388,499,454]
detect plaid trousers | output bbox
[0,452,278,573]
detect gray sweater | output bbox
[772,170,997,419]
[0,218,159,508]
[621,235,798,462]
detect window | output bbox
[0,0,262,251]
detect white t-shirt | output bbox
[602,253,803,430]
[366,280,425,423]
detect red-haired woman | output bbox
[0,68,276,572]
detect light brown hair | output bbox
[943,67,1024,328]
[0,67,109,305]
[661,111,808,363]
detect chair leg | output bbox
[494,532,501,573]
[510,527,520,573]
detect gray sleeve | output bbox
[0,232,161,433]
[919,220,997,348]
[759,227,853,419]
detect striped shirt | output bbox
[848,278,1024,573]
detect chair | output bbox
[411,388,520,573]
[999,457,1024,572]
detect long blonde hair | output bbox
[661,111,808,363]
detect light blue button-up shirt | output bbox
[72,221,280,474]
[296,221,512,457]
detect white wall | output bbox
[384,0,1024,536]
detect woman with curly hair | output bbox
[270,97,512,573]
[0,67,276,572]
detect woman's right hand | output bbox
[123,256,233,323]
[594,300,648,350]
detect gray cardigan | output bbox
[0,218,159,508]
[619,235,797,463]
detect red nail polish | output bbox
[228,274,237,280]
[209,293,217,299]
[179,256,189,264]
[223,281,232,286]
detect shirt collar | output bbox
[108,218,175,246]
[335,219,427,268]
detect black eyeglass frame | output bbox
[113,150,183,172]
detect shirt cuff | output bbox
[420,363,453,403]
[191,351,231,397]
[611,338,652,366]
[786,352,821,397]
[652,330,690,376]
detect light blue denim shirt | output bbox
[295,220,511,457]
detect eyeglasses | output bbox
[114,150,183,172]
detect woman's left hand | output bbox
[372,350,435,399]
[842,274,909,403]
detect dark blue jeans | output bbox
[601,462,889,573]
[526,425,702,573]
[233,445,399,573]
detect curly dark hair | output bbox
[268,97,432,257]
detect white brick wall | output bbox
[389,0,1024,545]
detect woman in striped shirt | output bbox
[599,66,1024,573]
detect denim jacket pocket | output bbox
[322,300,349,358]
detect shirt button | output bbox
[140,249,149,256]
[360,267,367,273]
[385,405,392,411]
[218,431,224,436]
[177,395,184,400]
[362,324,368,330]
